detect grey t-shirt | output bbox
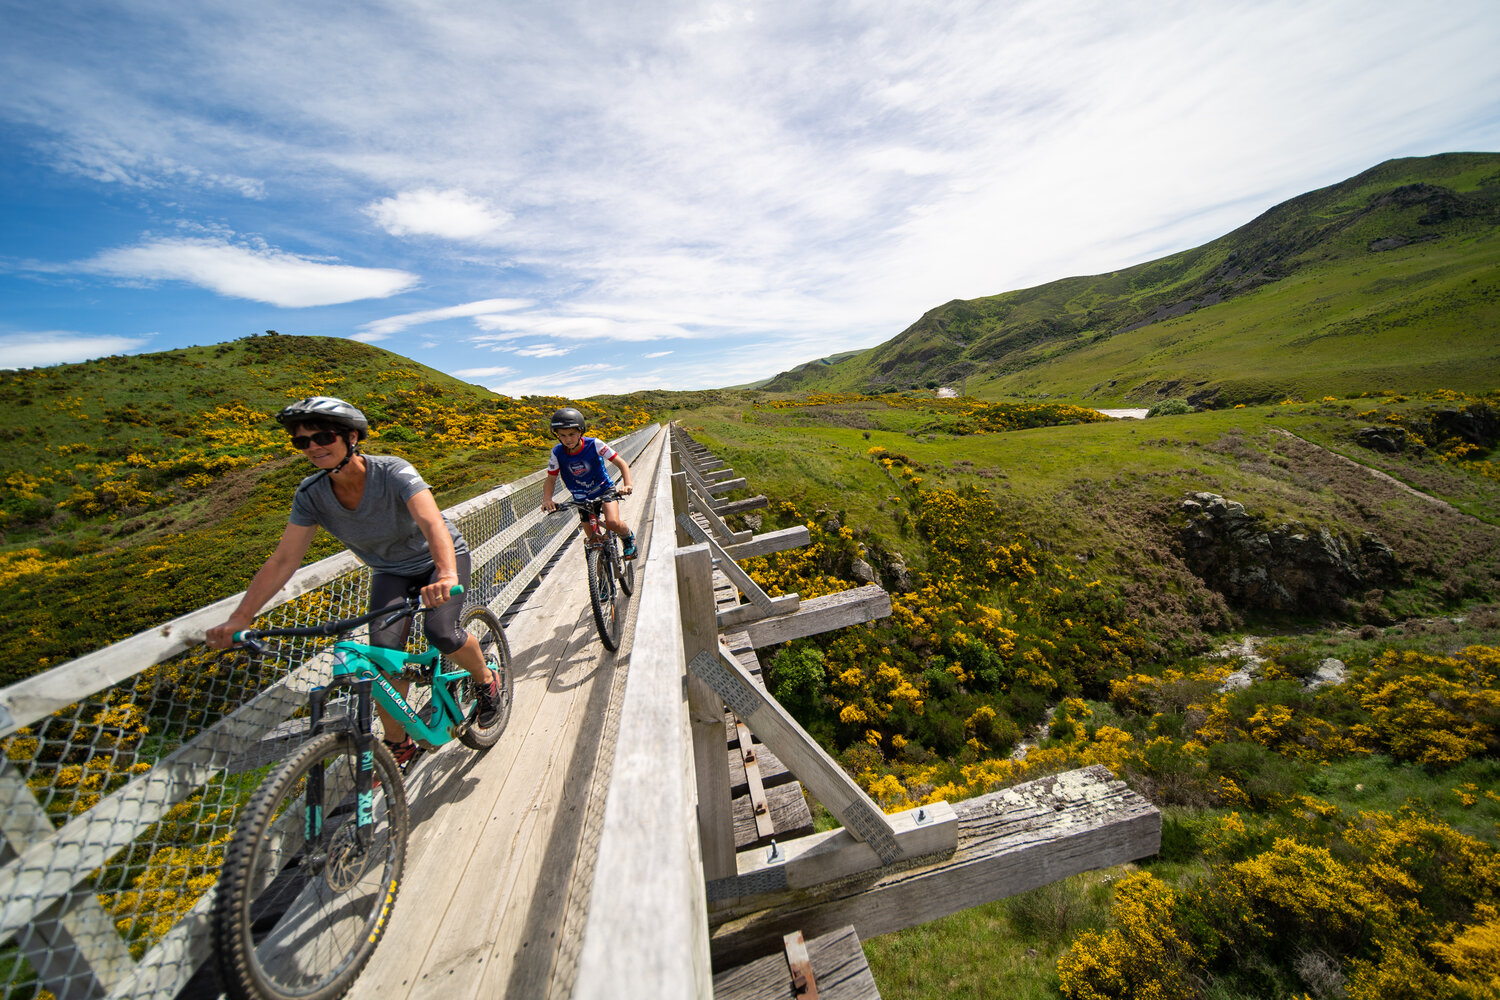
[289,454,468,575]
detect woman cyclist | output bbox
[205,396,504,771]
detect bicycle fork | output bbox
[306,676,379,853]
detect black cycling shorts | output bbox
[367,551,471,655]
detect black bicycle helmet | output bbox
[550,407,587,432]
[276,396,370,441]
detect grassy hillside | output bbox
[0,333,651,680]
[762,152,1500,404]
[671,387,1500,999]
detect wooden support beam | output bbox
[722,526,811,562]
[712,925,880,1000]
[705,467,736,481]
[713,495,769,517]
[742,586,890,648]
[709,803,957,904]
[687,484,752,544]
[705,477,748,495]
[717,595,800,628]
[676,515,791,620]
[708,765,1162,967]
[689,646,903,864]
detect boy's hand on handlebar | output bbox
[617,484,633,496]
[541,496,557,512]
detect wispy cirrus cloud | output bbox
[1,0,1496,388]
[0,331,153,369]
[358,297,536,340]
[67,237,418,308]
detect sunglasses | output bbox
[290,430,342,450]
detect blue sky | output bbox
[2,0,1497,396]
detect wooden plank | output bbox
[677,545,738,883]
[671,472,692,546]
[723,526,812,562]
[784,931,820,1000]
[732,783,814,850]
[742,586,890,649]
[713,495,769,517]
[574,434,714,1000]
[738,723,776,840]
[689,646,903,864]
[712,925,880,1000]
[708,765,1162,967]
[728,740,795,795]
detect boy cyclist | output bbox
[540,407,636,558]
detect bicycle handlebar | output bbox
[548,488,627,513]
[230,585,464,648]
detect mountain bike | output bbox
[210,587,512,1000]
[548,488,634,651]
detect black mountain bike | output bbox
[211,589,512,1000]
[548,488,634,651]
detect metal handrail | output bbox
[0,423,660,1000]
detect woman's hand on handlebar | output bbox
[206,616,254,649]
[421,577,463,607]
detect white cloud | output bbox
[360,297,535,339]
[452,364,517,379]
[73,237,418,307]
[472,311,696,343]
[643,350,672,359]
[0,331,152,369]
[514,344,574,358]
[365,188,512,242]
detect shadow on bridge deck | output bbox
[340,430,667,1000]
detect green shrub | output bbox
[1146,398,1194,417]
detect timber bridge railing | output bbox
[0,421,1160,1000]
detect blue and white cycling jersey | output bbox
[547,437,617,499]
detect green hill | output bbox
[0,333,651,679]
[762,152,1500,404]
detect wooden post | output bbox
[676,543,737,881]
[672,473,692,546]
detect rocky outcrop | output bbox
[1176,492,1398,615]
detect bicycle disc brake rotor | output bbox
[324,821,373,893]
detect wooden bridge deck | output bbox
[344,430,667,1000]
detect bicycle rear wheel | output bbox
[586,546,622,651]
[213,732,408,1000]
[455,605,513,749]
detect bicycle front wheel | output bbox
[213,732,409,1000]
[587,546,622,651]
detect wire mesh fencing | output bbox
[0,423,658,1000]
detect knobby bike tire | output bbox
[587,546,621,651]
[212,732,409,1000]
[616,535,635,596]
[456,605,513,749]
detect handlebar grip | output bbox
[450,584,464,597]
